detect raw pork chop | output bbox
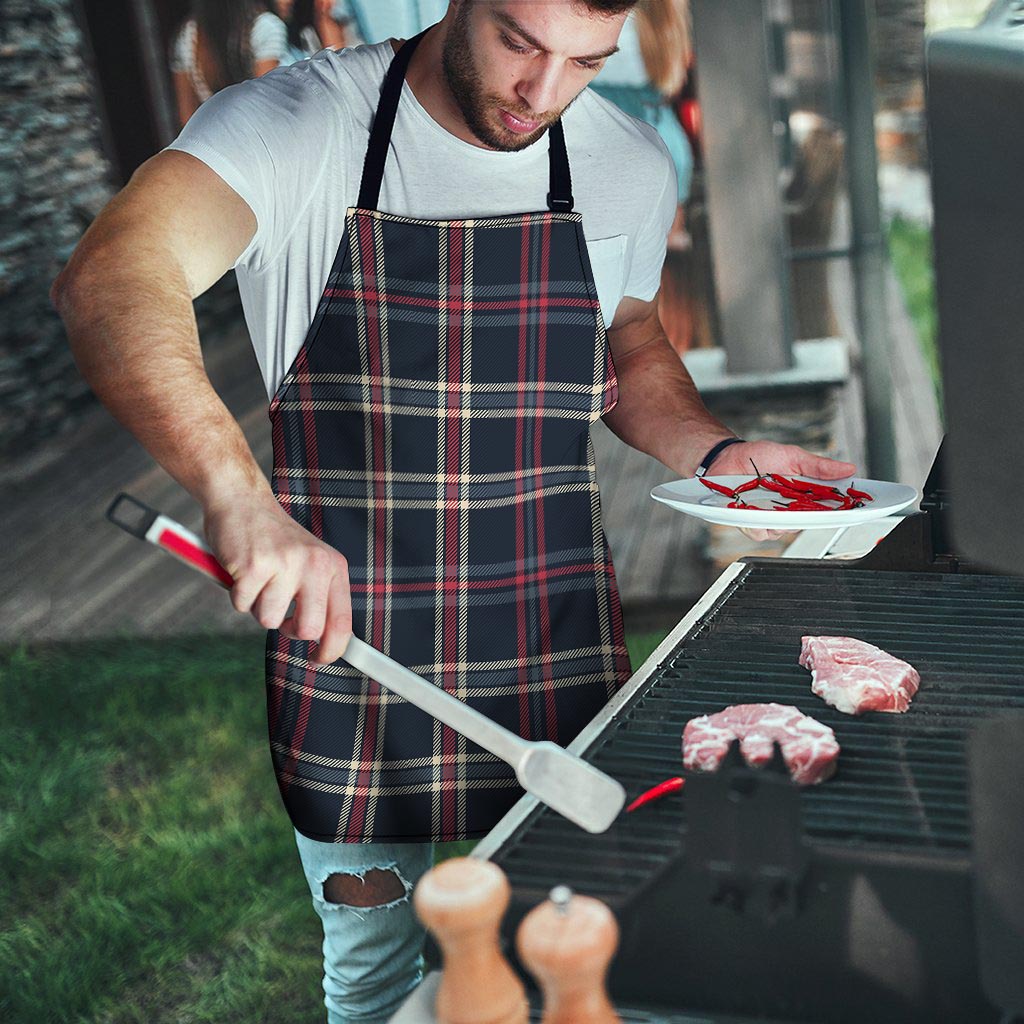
[682,703,840,786]
[799,636,920,716]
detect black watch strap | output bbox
[695,437,745,478]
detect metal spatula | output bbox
[106,493,626,834]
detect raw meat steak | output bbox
[682,703,840,786]
[799,636,920,716]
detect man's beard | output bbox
[441,5,560,152]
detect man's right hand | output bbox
[203,493,353,665]
[49,150,356,661]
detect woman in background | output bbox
[171,1,289,127]
[277,0,350,63]
[591,0,695,350]
[591,0,693,223]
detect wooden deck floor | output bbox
[2,249,940,645]
[0,327,272,644]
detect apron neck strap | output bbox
[546,120,573,213]
[357,29,574,214]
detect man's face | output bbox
[441,1,627,152]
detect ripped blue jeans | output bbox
[293,828,436,1024]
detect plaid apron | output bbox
[265,30,632,842]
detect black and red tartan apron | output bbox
[265,29,632,843]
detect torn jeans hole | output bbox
[317,863,414,921]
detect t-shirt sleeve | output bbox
[251,12,288,62]
[164,67,341,273]
[623,131,678,302]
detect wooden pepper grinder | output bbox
[413,856,528,1024]
[516,885,621,1024]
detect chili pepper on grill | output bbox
[625,776,685,813]
[698,477,738,498]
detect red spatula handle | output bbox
[106,492,234,589]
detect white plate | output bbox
[650,476,920,530]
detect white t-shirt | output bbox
[167,39,677,400]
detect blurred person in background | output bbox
[276,0,350,63]
[335,0,450,45]
[274,0,446,65]
[171,0,289,127]
[591,0,693,248]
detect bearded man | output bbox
[51,3,855,1020]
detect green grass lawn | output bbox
[1,628,668,1023]
[887,215,942,409]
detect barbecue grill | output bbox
[392,10,1024,1022]
[465,447,1024,1023]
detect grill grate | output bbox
[493,563,1024,903]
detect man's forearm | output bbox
[52,256,272,514]
[602,332,735,478]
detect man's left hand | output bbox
[705,440,857,543]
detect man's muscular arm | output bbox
[603,294,856,541]
[50,151,353,662]
[603,295,734,477]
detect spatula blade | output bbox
[516,741,626,834]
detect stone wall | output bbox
[0,0,246,464]
[0,0,115,461]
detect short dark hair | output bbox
[578,0,640,13]
[464,0,640,17]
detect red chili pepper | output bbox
[761,479,823,501]
[768,473,816,494]
[731,500,775,510]
[775,498,835,511]
[758,478,800,496]
[847,486,873,501]
[626,776,685,813]
[699,477,737,498]
[734,478,762,494]
[773,473,845,499]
